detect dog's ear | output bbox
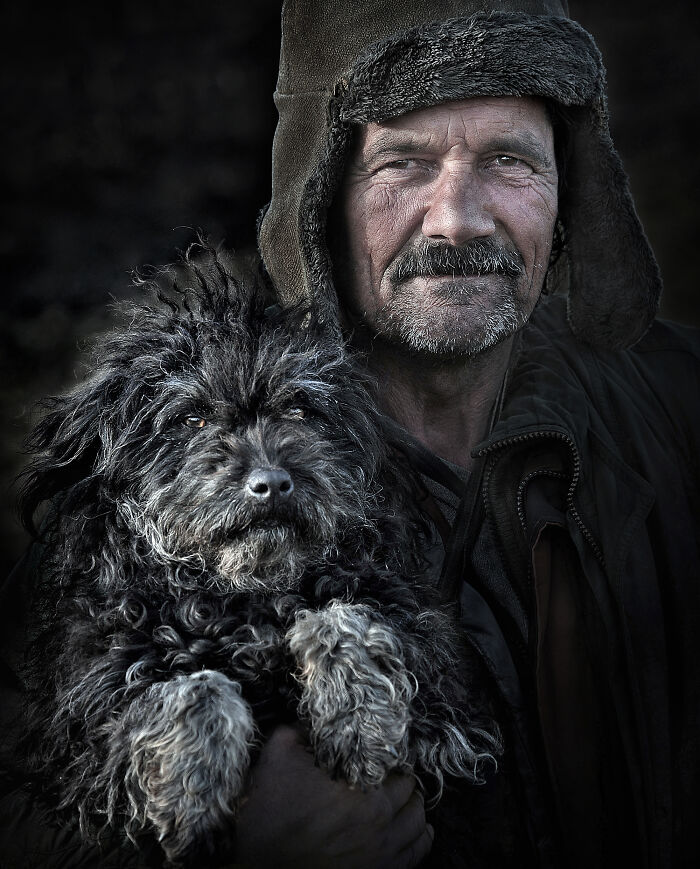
[19,367,128,536]
[165,240,268,329]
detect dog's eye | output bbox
[183,415,207,429]
[285,408,306,420]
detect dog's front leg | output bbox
[121,670,256,865]
[287,601,416,790]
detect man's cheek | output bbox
[369,196,422,259]
[508,185,558,236]
[363,180,415,224]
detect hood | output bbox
[258,0,662,350]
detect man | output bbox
[1,2,698,868]
[237,1,700,867]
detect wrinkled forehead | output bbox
[347,96,556,166]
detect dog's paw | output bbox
[123,670,256,863]
[287,601,415,789]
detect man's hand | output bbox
[233,724,433,869]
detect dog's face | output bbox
[115,312,387,592]
[27,254,386,594]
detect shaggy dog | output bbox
[21,246,500,866]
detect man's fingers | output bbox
[381,772,420,814]
[396,821,434,869]
[391,786,427,842]
[373,781,431,868]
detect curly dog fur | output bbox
[21,244,500,865]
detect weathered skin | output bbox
[333,96,557,468]
[336,98,557,353]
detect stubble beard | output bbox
[364,237,538,359]
[371,274,533,360]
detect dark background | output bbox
[2,1,699,578]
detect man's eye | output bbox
[183,415,207,429]
[377,158,419,173]
[493,155,527,169]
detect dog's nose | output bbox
[245,468,294,501]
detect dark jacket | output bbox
[2,296,698,868]
[439,296,700,867]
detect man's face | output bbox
[333,96,559,358]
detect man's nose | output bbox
[421,168,495,246]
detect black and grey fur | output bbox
[21,245,500,866]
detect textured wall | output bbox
[2,1,698,577]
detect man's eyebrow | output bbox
[356,133,434,167]
[355,130,554,169]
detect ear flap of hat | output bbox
[563,103,662,349]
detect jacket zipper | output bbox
[516,469,568,532]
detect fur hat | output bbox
[258,0,662,350]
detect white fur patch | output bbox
[124,670,255,862]
[287,601,415,788]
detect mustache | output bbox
[388,239,524,286]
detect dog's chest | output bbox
[123,593,301,728]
